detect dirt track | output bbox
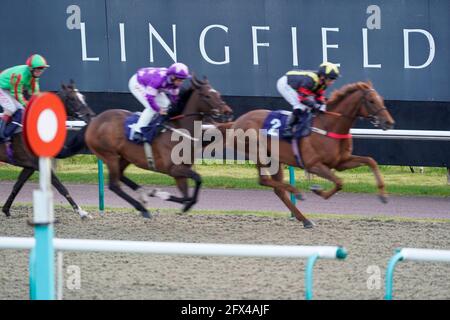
[0,182,448,219]
[1,206,449,300]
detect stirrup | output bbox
[132,131,145,142]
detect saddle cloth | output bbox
[262,110,312,141]
[124,113,165,144]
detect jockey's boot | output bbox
[0,118,6,140]
[132,130,145,142]
[131,108,154,142]
[286,109,303,135]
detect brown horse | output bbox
[84,76,233,218]
[227,81,395,228]
[0,81,95,218]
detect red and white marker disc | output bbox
[23,92,67,157]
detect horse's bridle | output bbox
[360,89,387,127]
[176,88,233,123]
[317,88,388,132]
[325,89,387,123]
[61,90,94,123]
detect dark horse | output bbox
[84,76,233,218]
[0,81,96,218]
[228,81,395,228]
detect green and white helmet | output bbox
[26,54,50,69]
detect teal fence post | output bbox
[97,159,105,215]
[33,225,55,300]
[29,248,36,299]
[305,254,319,300]
[385,250,404,300]
[30,157,55,300]
[288,166,296,219]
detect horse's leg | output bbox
[256,165,304,200]
[118,158,140,191]
[118,158,187,206]
[104,156,152,218]
[270,169,314,228]
[335,155,388,203]
[305,163,343,200]
[175,177,189,199]
[169,165,202,212]
[2,167,35,217]
[50,171,91,219]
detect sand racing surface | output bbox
[1,205,449,300]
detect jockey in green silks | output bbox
[0,54,50,139]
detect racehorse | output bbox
[0,81,95,218]
[227,81,395,228]
[84,75,233,218]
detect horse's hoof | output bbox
[295,193,305,201]
[3,210,10,217]
[148,188,159,197]
[303,219,315,229]
[182,201,196,213]
[378,195,388,204]
[77,208,92,220]
[138,192,150,206]
[141,211,152,219]
[310,184,323,195]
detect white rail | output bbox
[0,237,347,300]
[0,237,345,259]
[350,129,450,141]
[385,248,450,300]
[66,121,450,141]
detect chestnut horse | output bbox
[228,81,395,228]
[84,76,233,218]
[0,81,95,218]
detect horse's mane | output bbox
[173,78,208,111]
[168,87,194,117]
[169,78,209,116]
[178,87,194,107]
[327,81,372,108]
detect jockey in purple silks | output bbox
[128,62,191,142]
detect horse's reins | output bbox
[321,89,386,119]
[164,111,224,142]
[312,89,386,139]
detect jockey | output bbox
[0,54,49,139]
[128,62,191,142]
[277,62,340,131]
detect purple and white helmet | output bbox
[167,62,191,79]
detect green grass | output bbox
[0,155,448,197]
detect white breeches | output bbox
[0,89,23,115]
[128,74,170,115]
[128,74,171,133]
[276,76,307,111]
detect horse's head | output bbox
[57,80,96,123]
[358,83,395,130]
[188,75,234,123]
[328,82,395,130]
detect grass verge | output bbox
[0,155,448,197]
